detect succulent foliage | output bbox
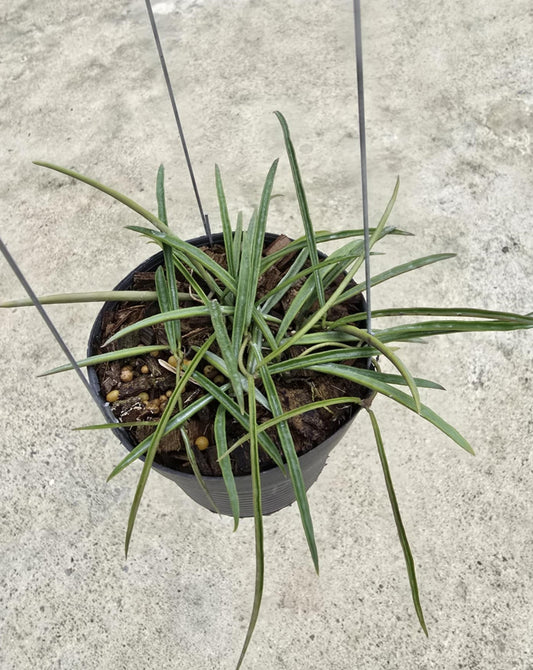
[3,112,532,668]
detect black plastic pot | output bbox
[88,233,369,517]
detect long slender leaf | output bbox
[126,225,236,294]
[192,371,286,473]
[34,161,170,233]
[256,345,319,572]
[155,266,178,356]
[332,254,456,307]
[369,307,533,323]
[156,164,167,225]
[123,334,215,555]
[214,405,240,530]
[310,363,474,454]
[208,299,245,411]
[39,344,169,377]
[275,111,325,309]
[336,324,421,412]
[103,304,233,346]
[215,164,236,277]
[267,351,444,389]
[233,160,279,354]
[0,291,159,308]
[260,225,407,273]
[107,390,220,480]
[236,376,264,670]
[367,409,428,635]
[260,179,400,366]
[232,211,243,276]
[221,395,363,459]
[375,320,533,342]
[74,420,159,430]
[181,428,220,514]
[157,165,181,354]
[163,246,181,354]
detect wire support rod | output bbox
[145,0,212,244]
[352,0,372,335]
[0,238,101,407]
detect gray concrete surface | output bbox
[1,1,532,669]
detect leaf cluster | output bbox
[3,112,532,669]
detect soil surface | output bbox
[93,236,371,476]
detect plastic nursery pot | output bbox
[87,233,370,517]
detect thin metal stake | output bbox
[0,238,102,407]
[145,0,212,244]
[352,0,372,335]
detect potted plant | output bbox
[2,110,532,667]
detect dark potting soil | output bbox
[93,236,371,477]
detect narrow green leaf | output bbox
[123,335,215,554]
[369,307,533,323]
[376,319,533,342]
[155,266,178,356]
[310,363,474,455]
[256,345,319,572]
[274,111,325,309]
[233,211,243,276]
[214,405,240,530]
[103,304,233,346]
[260,180,400,367]
[74,420,159,430]
[332,254,456,307]
[181,428,220,515]
[367,409,428,635]
[34,161,170,233]
[164,249,181,351]
[258,248,308,314]
[156,164,167,225]
[337,325,421,413]
[107,391,218,480]
[208,299,245,411]
[233,160,279,355]
[215,164,236,277]
[0,291,159,308]
[267,351,444,389]
[236,376,264,670]
[39,344,168,376]
[281,331,366,346]
[260,226,407,273]
[125,225,236,294]
[192,371,285,473]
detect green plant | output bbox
[2,111,532,669]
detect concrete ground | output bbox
[1,1,532,668]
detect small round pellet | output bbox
[195,436,209,451]
[120,368,134,382]
[106,390,120,403]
